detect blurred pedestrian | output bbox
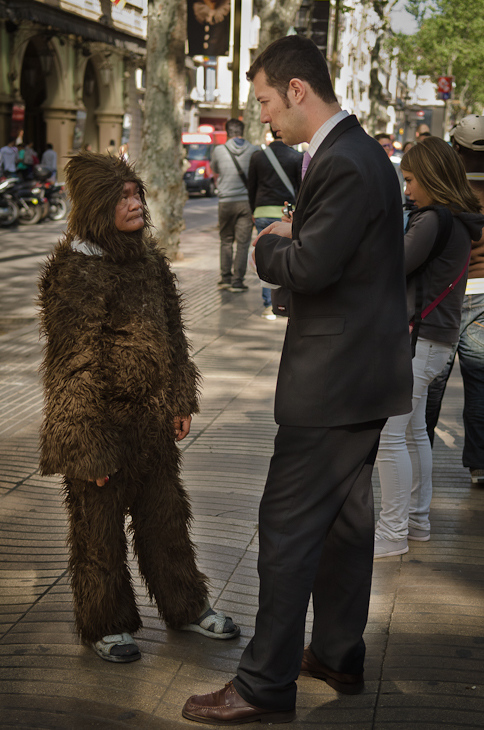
[41,143,57,181]
[426,115,484,485]
[375,137,484,558]
[0,138,18,177]
[183,35,412,725]
[402,141,415,154]
[16,143,28,179]
[106,139,117,156]
[248,128,302,318]
[416,123,430,139]
[211,118,258,292]
[23,142,37,178]
[38,152,240,664]
[375,133,405,204]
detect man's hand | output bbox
[252,220,292,249]
[174,415,192,441]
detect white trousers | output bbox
[376,337,453,541]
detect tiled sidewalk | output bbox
[0,221,483,729]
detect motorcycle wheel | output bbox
[18,201,43,225]
[48,195,68,221]
[0,199,19,226]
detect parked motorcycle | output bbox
[0,178,20,226]
[0,176,49,225]
[33,166,68,221]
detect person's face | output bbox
[378,137,394,157]
[402,170,433,208]
[114,182,144,232]
[253,71,303,146]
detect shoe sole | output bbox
[374,546,409,559]
[92,646,141,663]
[408,534,430,541]
[180,624,241,640]
[299,668,364,695]
[228,288,248,293]
[182,708,296,724]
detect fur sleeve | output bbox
[38,246,123,479]
[154,251,201,417]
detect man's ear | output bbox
[287,78,306,105]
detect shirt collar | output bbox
[307,110,349,158]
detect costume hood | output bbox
[64,151,151,263]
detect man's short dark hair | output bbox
[46,143,53,150]
[374,133,392,143]
[225,118,244,138]
[247,35,337,105]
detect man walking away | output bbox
[211,119,258,292]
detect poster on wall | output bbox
[187,0,230,57]
[11,103,25,143]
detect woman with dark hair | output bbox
[374,137,484,558]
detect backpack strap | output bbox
[224,144,249,190]
[263,146,296,198]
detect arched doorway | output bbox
[19,38,51,153]
[82,59,100,150]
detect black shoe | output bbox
[228,282,248,292]
[217,280,231,290]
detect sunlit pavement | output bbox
[1,211,483,729]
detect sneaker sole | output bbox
[374,546,409,559]
[180,623,241,640]
[408,534,430,541]
[92,645,141,662]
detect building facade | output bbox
[0,0,147,176]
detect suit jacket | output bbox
[255,115,413,427]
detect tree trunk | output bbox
[138,0,187,260]
[243,0,302,145]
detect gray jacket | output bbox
[211,138,258,202]
[406,208,484,343]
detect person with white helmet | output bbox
[426,115,484,485]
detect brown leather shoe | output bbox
[182,681,295,725]
[299,647,364,695]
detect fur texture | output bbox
[38,153,208,641]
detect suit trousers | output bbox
[233,420,384,711]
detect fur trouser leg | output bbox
[129,445,209,630]
[64,476,141,643]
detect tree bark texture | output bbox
[138,0,187,260]
[243,0,302,145]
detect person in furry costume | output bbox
[38,152,239,662]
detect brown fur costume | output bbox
[38,152,208,642]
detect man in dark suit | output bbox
[183,35,413,725]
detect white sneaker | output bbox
[408,526,430,541]
[374,536,408,559]
[470,469,484,484]
[261,307,276,321]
